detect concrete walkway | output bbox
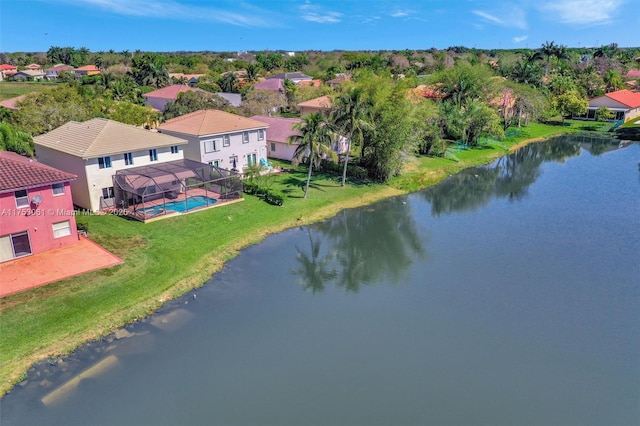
[0,237,122,298]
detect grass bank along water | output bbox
[0,123,580,396]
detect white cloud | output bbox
[513,35,528,43]
[57,0,271,26]
[473,10,503,25]
[540,0,624,25]
[302,12,342,23]
[298,1,342,23]
[390,10,410,18]
[472,6,527,29]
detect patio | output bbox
[0,237,122,298]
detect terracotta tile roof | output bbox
[0,95,26,110]
[296,79,322,87]
[0,64,17,71]
[34,118,188,159]
[408,84,444,101]
[297,95,332,109]
[250,115,301,143]
[25,63,42,70]
[0,151,76,193]
[159,110,268,136]
[625,69,640,79]
[603,90,640,108]
[143,84,204,100]
[75,65,99,71]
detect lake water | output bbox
[2,135,639,426]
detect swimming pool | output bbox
[141,196,217,214]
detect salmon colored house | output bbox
[0,151,78,263]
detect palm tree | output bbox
[330,87,373,186]
[288,112,336,198]
[245,63,261,83]
[541,40,557,76]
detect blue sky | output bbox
[1,0,638,53]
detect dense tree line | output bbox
[1,42,639,182]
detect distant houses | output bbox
[143,84,205,111]
[0,63,100,81]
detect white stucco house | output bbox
[158,110,269,171]
[582,89,640,122]
[33,118,188,211]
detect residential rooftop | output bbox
[158,109,268,136]
[34,118,188,159]
[0,151,76,193]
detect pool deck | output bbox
[122,188,243,222]
[0,236,122,298]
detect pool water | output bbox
[142,196,216,213]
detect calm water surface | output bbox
[2,136,639,426]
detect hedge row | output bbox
[243,182,285,206]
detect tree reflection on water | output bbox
[293,197,426,293]
[423,137,583,216]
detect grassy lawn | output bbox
[0,123,576,395]
[0,81,57,101]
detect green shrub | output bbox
[264,189,285,206]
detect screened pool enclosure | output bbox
[113,159,243,222]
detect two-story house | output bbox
[0,151,78,263]
[158,110,269,171]
[33,118,188,211]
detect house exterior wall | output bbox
[268,140,297,161]
[300,105,327,115]
[584,97,639,122]
[144,96,171,112]
[35,146,92,210]
[160,128,268,170]
[0,182,77,263]
[35,145,184,211]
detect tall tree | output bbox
[0,122,34,157]
[288,112,337,198]
[130,54,170,88]
[330,86,373,186]
[541,40,558,76]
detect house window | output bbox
[98,156,112,169]
[270,143,276,152]
[242,132,249,144]
[52,182,65,196]
[102,187,114,199]
[124,152,133,165]
[258,129,265,141]
[247,153,257,166]
[52,221,72,238]
[223,135,230,147]
[0,231,32,261]
[149,149,158,162]
[171,146,180,154]
[14,189,29,208]
[204,140,218,153]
